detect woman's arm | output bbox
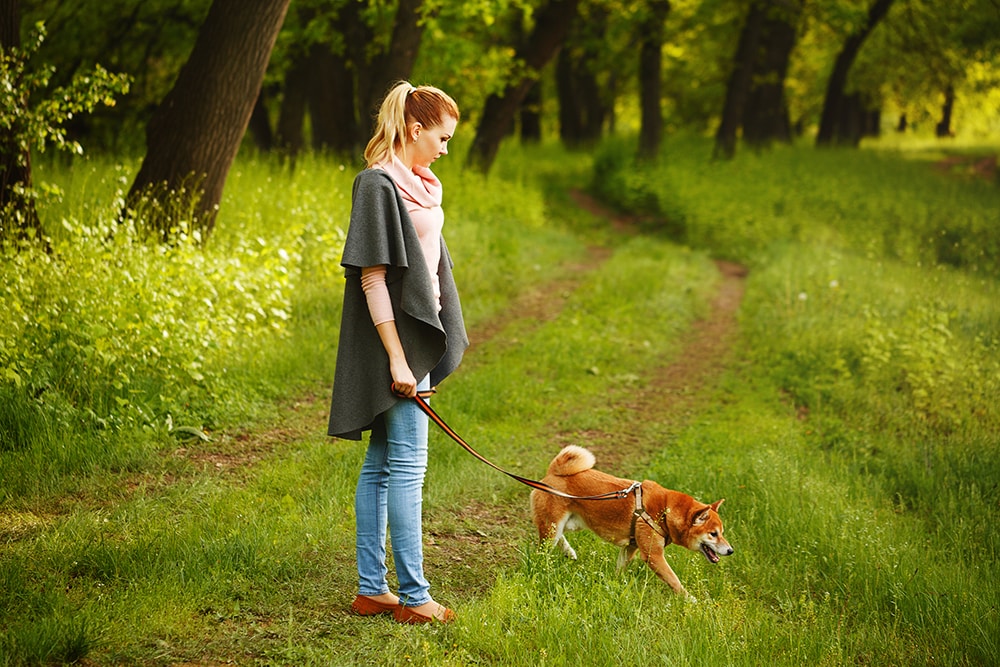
[375,320,418,397]
[361,265,417,397]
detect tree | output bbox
[1,9,128,246]
[637,0,672,160]
[0,0,37,241]
[126,0,290,239]
[466,0,580,175]
[714,0,802,159]
[815,0,895,146]
[265,0,427,160]
[714,1,764,159]
[21,0,210,151]
[741,0,803,149]
[556,2,612,148]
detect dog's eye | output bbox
[710,531,718,538]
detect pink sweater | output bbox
[361,158,445,326]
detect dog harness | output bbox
[629,482,669,547]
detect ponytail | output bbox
[364,81,460,167]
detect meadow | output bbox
[0,134,998,665]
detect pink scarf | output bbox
[376,157,445,308]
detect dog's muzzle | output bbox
[701,543,734,563]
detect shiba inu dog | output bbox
[530,445,733,601]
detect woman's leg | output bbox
[384,376,432,607]
[355,421,391,597]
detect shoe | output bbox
[394,603,456,625]
[350,594,399,616]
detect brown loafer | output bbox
[394,603,456,625]
[350,595,398,616]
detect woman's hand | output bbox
[374,320,417,398]
[390,359,418,398]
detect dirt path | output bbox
[122,189,748,601]
[423,192,747,595]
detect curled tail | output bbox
[548,445,596,477]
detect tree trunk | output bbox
[466,0,580,174]
[126,0,290,238]
[361,0,425,131]
[276,54,310,158]
[742,0,802,149]
[247,87,275,152]
[326,0,366,154]
[306,44,341,152]
[816,0,894,147]
[556,7,609,148]
[520,81,542,143]
[637,0,671,161]
[935,85,955,137]
[0,0,43,244]
[714,2,766,159]
[556,49,584,144]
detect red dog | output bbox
[531,445,733,601]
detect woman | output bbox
[327,81,468,624]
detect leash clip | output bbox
[618,481,642,499]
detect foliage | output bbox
[0,23,129,160]
[593,134,1000,443]
[0,21,129,237]
[21,0,210,152]
[0,156,349,461]
[13,0,1000,154]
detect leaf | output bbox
[171,425,211,442]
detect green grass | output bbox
[2,136,999,664]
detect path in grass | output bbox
[420,191,748,599]
[180,190,748,604]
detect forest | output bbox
[1,0,999,665]
[2,0,999,241]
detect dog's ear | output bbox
[693,506,711,525]
[693,499,725,525]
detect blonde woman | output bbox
[328,82,468,624]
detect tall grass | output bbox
[2,137,999,664]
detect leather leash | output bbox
[403,388,637,502]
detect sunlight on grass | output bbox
[2,138,999,665]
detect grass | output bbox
[1,136,999,665]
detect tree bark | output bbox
[742,0,802,149]
[361,0,426,131]
[247,87,275,152]
[126,0,290,238]
[816,0,895,147]
[520,81,542,143]
[935,85,955,137]
[714,2,766,159]
[466,0,580,174]
[637,0,671,160]
[556,7,609,148]
[276,53,310,158]
[306,44,341,152]
[0,0,43,243]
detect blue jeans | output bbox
[355,375,432,607]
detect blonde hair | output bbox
[364,81,460,167]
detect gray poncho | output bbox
[327,168,468,440]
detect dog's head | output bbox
[686,499,733,563]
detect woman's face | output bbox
[408,116,458,169]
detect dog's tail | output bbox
[548,445,596,477]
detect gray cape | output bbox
[327,168,468,440]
